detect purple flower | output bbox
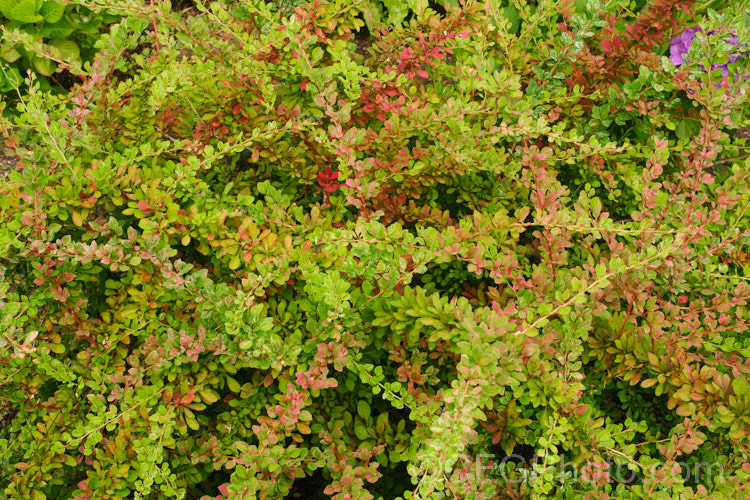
[669,27,702,66]
[668,27,748,90]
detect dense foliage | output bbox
[1,0,749,498]
[0,0,120,93]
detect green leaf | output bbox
[732,377,748,397]
[48,39,80,63]
[595,263,607,279]
[382,0,415,26]
[49,342,66,355]
[354,423,369,441]
[199,388,219,404]
[0,63,22,91]
[502,4,522,34]
[183,408,199,430]
[357,400,371,420]
[40,0,64,23]
[0,43,21,63]
[46,18,75,39]
[31,55,56,76]
[229,254,241,270]
[376,412,389,434]
[71,210,82,227]
[0,0,44,23]
[407,328,420,345]
[538,303,553,316]
[676,119,700,141]
[226,376,241,393]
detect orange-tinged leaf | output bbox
[641,378,658,389]
[163,386,174,404]
[676,404,693,416]
[199,388,219,404]
[72,210,82,227]
[297,422,311,434]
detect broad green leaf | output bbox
[676,119,700,140]
[46,18,75,39]
[0,0,44,22]
[31,55,55,76]
[48,39,80,63]
[40,0,64,23]
[502,4,521,34]
[0,63,21,91]
[0,43,21,63]
[382,0,415,26]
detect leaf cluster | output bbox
[0,0,749,499]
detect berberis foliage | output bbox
[1,0,749,498]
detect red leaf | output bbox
[232,103,242,115]
[137,200,150,211]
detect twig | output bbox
[709,153,750,168]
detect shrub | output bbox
[0,1,121,94]
[0,0,749,499]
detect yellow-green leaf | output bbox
[226,376,241,393]
[229,255,241,270]
[71,210,82,227]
